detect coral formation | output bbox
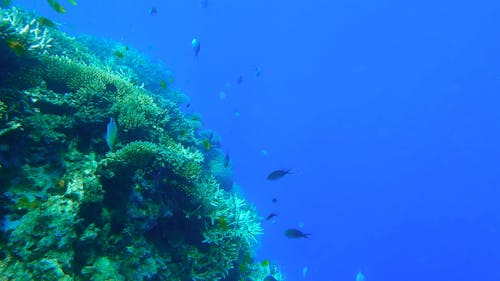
[0,6,283,281]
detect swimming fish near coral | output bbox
[202,139,211,150]
[6,40,26,56]
[106,117,118,150]
[114,50,125,58]
[47,0,66,14]
[38,16,56,28]
[0,0,12,8]
[159,80,168,90]
[224,152,230,168]
[284,228,310,239]
[192,38,200,56]
[267,169,291,181]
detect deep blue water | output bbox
[13,0,500,280]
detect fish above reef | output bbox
[47,0,66,13]
[106,117,118,150]
[38,16,56,27]
[355,272,366,281]
[224,152,230,168]
[265,212,278,221]
[6,40,26,56]
[202,139,211,150]
[192,38,200,56]
[255,67,261,77]
[267,169,291,181]
[284,228,310,239]
[114,50,125,58]
[159,80,168,90]
[149,6,158,16]
[0,0,12,8]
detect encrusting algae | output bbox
[0,6,284,281]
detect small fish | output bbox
[302,266,308,278]
[255,67,261,77]
[149,6,158,16]
[186,103,191,108]
[272,198,277,203]
[266,213,278,221]
[284,228,310,239]
[47,0,66,14]
[219,217,228,231]
[355,272,366,281]
[67,0,76,6]
[260,260,270,267]
[106,117,118,151]
[0,0,12,8]
[261,149,269,157]
[202,139,211,150]
[239,263,248,273]
[160,80,168,90]
[224,153,230,168]
[236,75,243,84]
[192,38,200,56]
[267,169,291,181]
[7,40,26,56]
[114,50,125,58]
[38,17,56,27]
[244,252,251,264]
[218,91,227,100]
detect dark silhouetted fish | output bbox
[272,198,277,203]
[284,228,310,239]
[224,153,230,168]
[267,169,291,180]
[265,212,278,221]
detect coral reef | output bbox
[0,6,283,281]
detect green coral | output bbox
[112,91,164,131]
[0,6,283,281]
[0,100,6,119]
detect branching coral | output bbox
[0,6,283,281]
[0,7,53,55]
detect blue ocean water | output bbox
[12,0,500,280]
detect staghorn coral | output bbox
[0,7,54,56]
[112,91,165,131]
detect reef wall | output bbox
[0,7,283,281]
